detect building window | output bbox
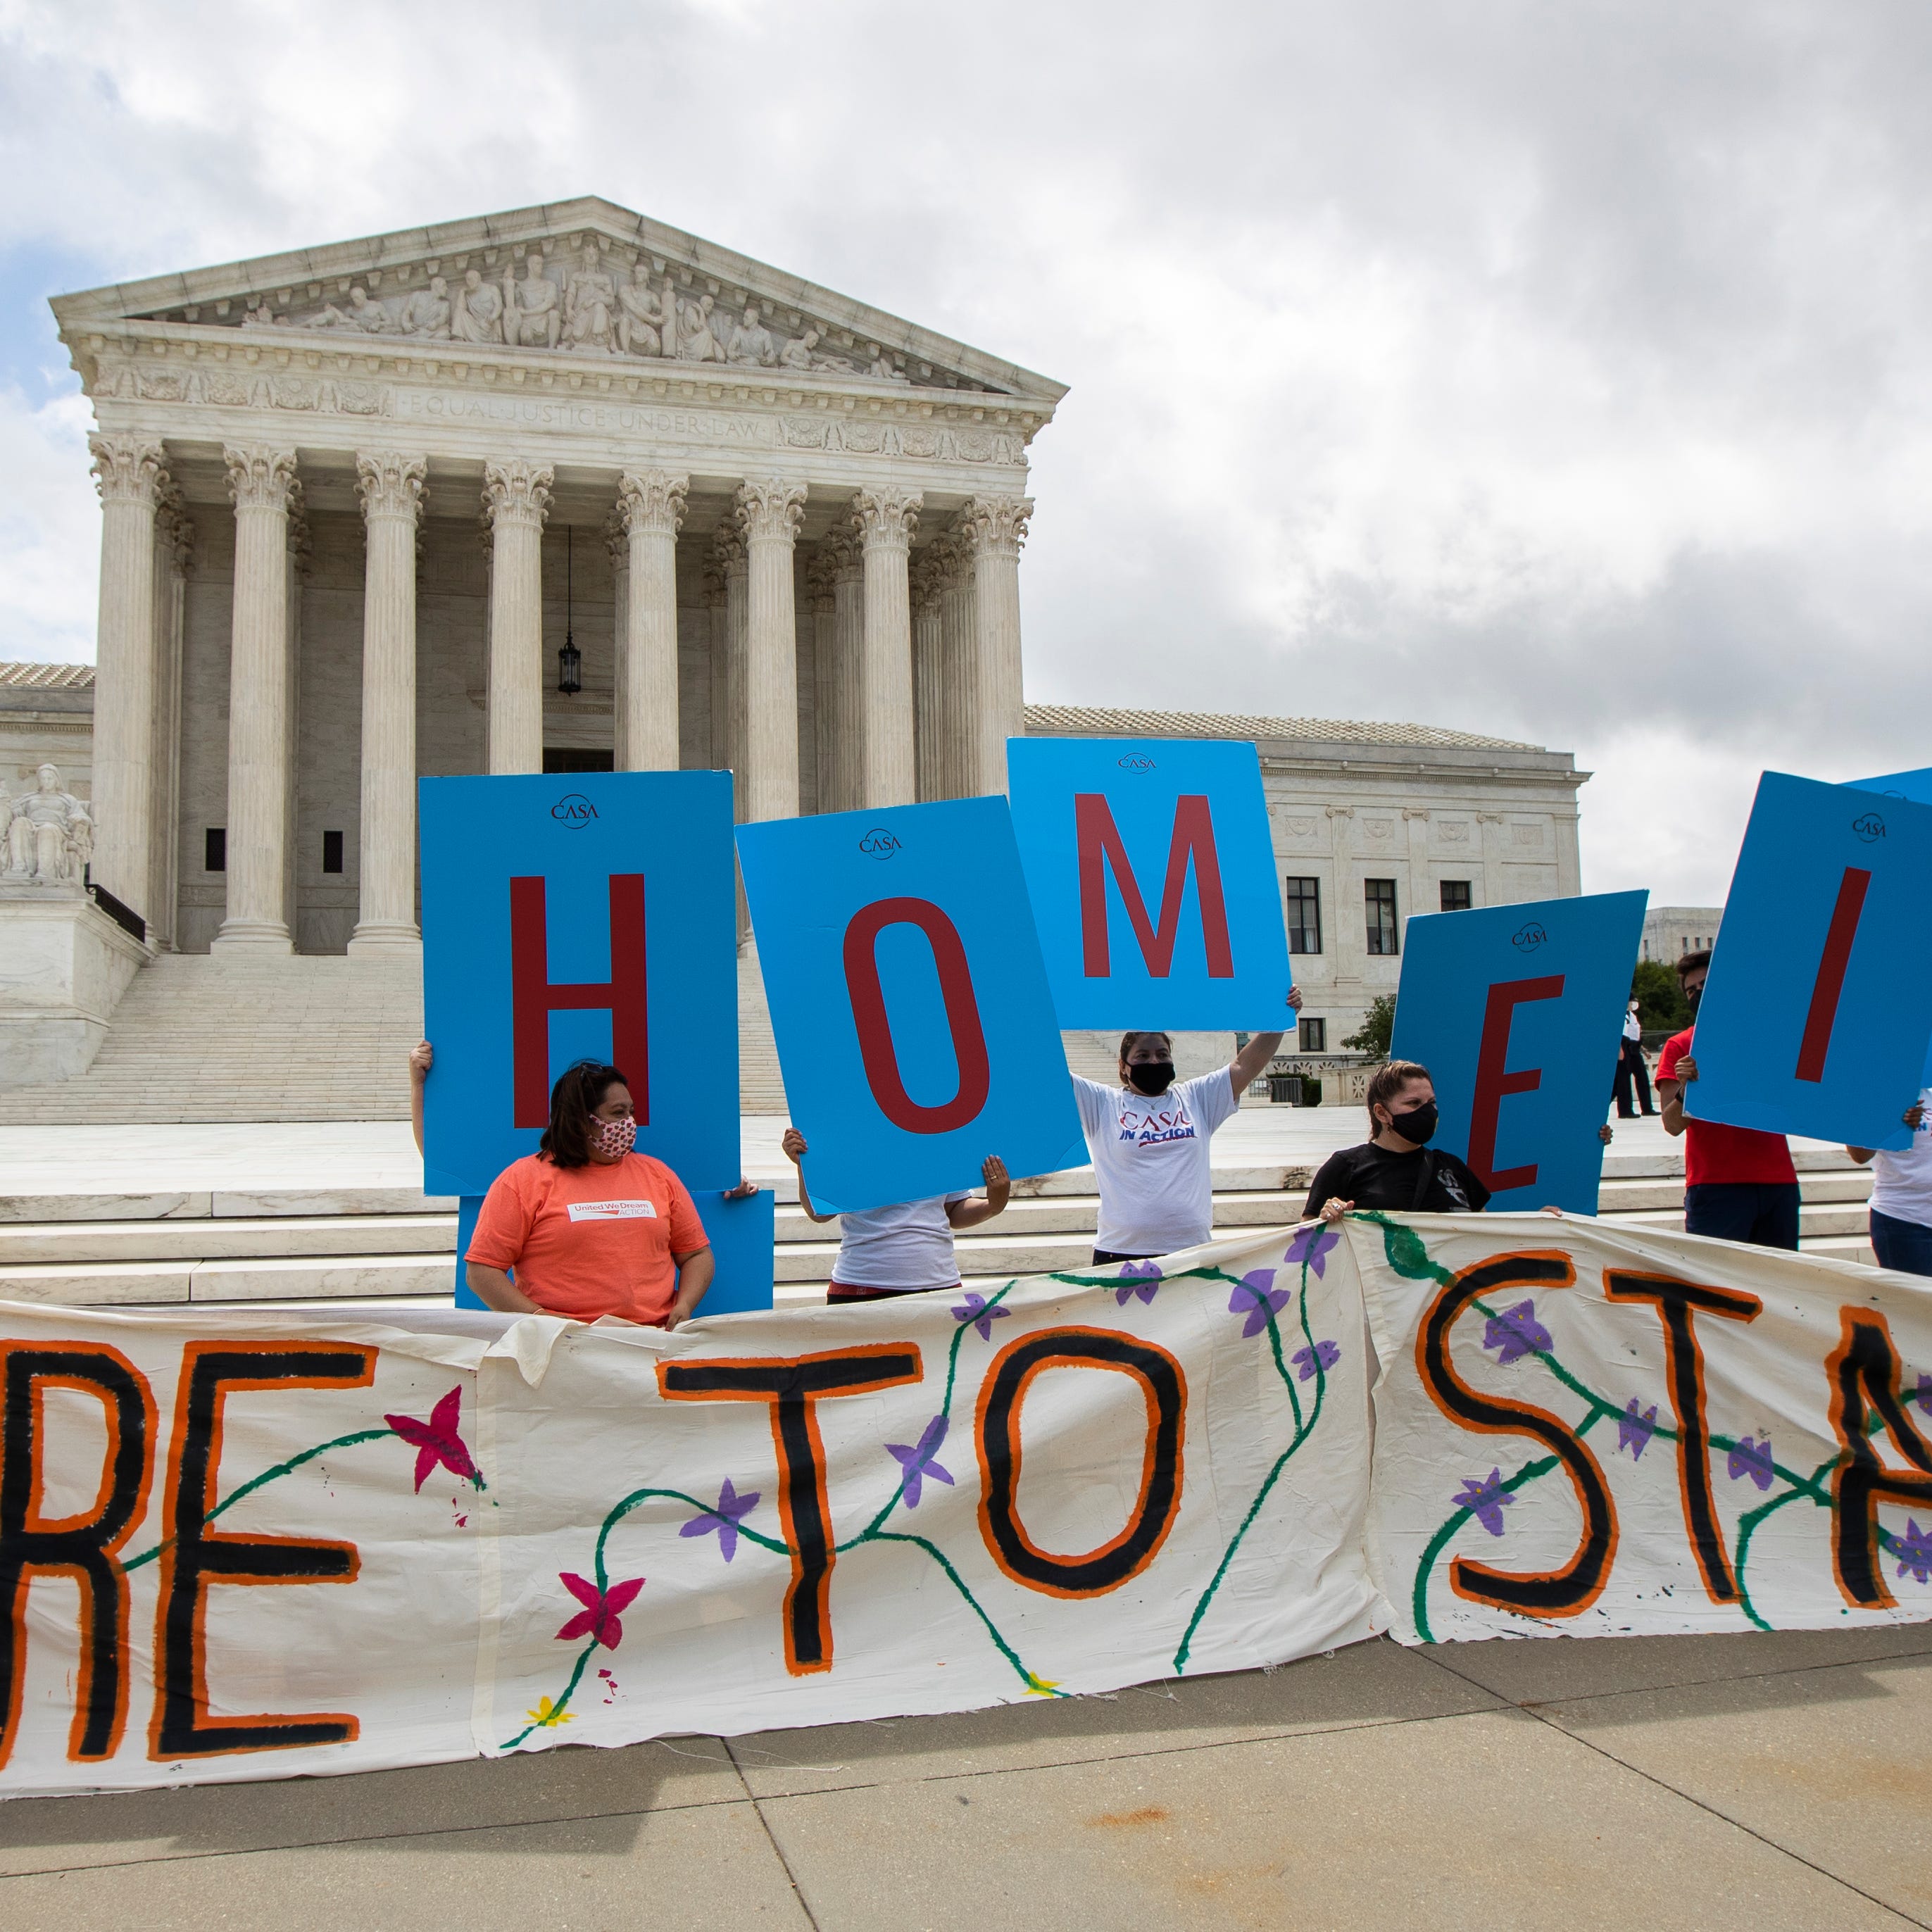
[1365,878,1399,955]
[322,830,344,874]
[204,827,226,873]
[1299,1016,1326,1053]
[1440,879,1472,912]
[1284,876,1322,953]
[543,748,615,774]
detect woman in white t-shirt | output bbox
[782,1128,1011,1303]
[1072,993,1300,1265]
[1848,1091,1932,1277]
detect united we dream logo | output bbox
[551,794,598,829]
[858,827,902,860]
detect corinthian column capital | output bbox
[356,451,429,524]
[482,459,553,532]
[604,506,629,569]
[222,445,299,513]
[618,469,689,537]
[909,546,947,615]
[89,434,168,506]
[805,546,840,612]
[853,487,922,551]
[710,522,747,574]
[957,495,1034,559]
[736,477,807,544]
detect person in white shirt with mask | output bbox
[1848,1090,1932,1276]
[782,1129,1010,1303]
[1074,991,1300,1265]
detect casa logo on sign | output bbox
[1512,921,1550,953]
[858,827,902,861]
[551,794,598,829]
[1852,811,1886,843]
[1117,753,1158,773]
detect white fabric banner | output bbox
[3,1214,1928,1799]
[0,1229,1375,1798]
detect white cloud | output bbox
[0,384,96,663]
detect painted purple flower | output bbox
[1284,1224,1341,1279]
[1114,1260,1162,1307]
[1455,1469,1514,1537]
[1893,1519,1932,1586]
[1229,1267,1291,1339]
[679,1477,760,1563]
[1619,1400,1659,1461]
[1728,1435,1775,1491]
[1911,1374,1932,1414]
[1291,1339,1342,1381]
[556,1572,644,1649]
[886,1415,955,1509]
[1482,1299,1552,1366]
[951,1291,1011,1341]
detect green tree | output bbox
[1343,994,1395,1058]
[1631,959,1689,1032]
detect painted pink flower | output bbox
[384,1386,480,1493]
[555,1572,644,1649]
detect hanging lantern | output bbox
[557,525,582,695]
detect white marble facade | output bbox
[54,198,1058,956]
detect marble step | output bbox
[0,1213,456,1267]
[0,1252,453,1307]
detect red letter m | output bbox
[509,875,648,1128]
[1075,794,1233,980]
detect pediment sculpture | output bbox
[3,763,92,891]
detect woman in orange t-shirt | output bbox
[465,1059,718,1328]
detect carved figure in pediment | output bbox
[244,299,277,328]
[451,268,504,344]
[865,344,907,382]
[321,287,395,334]
[4,764,92,889]
[726,304,778,368]
[617,265,669,356]
[565,261,617,352]
[779,328,818,371]
[505,253,562,350]
[675,292,723,363]
[400,275,453,338]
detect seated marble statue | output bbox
[4,764,92,888]
[400,277,453,337]
[506,254,562,350]
[617,266,667,356]
[451,268,505,344]
[565,263,618,351]
[320,287,394,333]
[675,292,722,363]
[779,328,819,371]
[726,304,778,367]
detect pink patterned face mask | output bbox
[589,1115,636,1160]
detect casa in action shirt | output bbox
[1659,1029,1797,1188]
[1303,1142,1491,1218]
[466,1150,708,1324]
[829,1194,970,1291]
[1074,1070,1237,1258]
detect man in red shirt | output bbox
[1657,948,1800,1249]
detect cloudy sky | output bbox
[2,0,1926,903]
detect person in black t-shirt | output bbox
[1303,1060,1491,1220]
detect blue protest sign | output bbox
[420,771,739,1199]
[736,798,1079,1214]
[453,1188,774,1316]
[1848,765,1932,806]
[1005,735,1292,1028]
[1389,890,1647,1213]
[1689,772,1932,1150]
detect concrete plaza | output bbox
[0,1624,1926,1928]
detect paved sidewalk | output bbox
[3,1625,1927,1929]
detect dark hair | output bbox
[1118,1031,1173,1064]
[539,1059,629,1169]
[1676,949,1712,977]
[1366,1059,1431,1125]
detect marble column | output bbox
[87,434,168,923]
[703,553,730,774]
[805,547,839,814]
[936,530,978,800]
[736,478,807,822]
[213,445,299,951]
[617,470,688,771]
[604,509,630,767]
[482,460,552,774]
[148,486,191,949]
[853,488,922,808]
[910,548,945,803]
[827,530,865,813]
[713,525,749,817]
[958,496,1032,796]
[349,451,427,955]
[282,498,308,939]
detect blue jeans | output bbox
[1871,1208,1932,1277]
[1683,1181,1800,1250]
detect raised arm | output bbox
[781,1127,839,1224]
[948,1156,1011,1230]
[1229,987,1303,1098]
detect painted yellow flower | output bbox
[1022,1672,1061,1698]
[525,1695,575,1728]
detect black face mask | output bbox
[1386,1100,1438,1145]
[1686,982,1702,1012]
[1127,1060,1177,1096]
